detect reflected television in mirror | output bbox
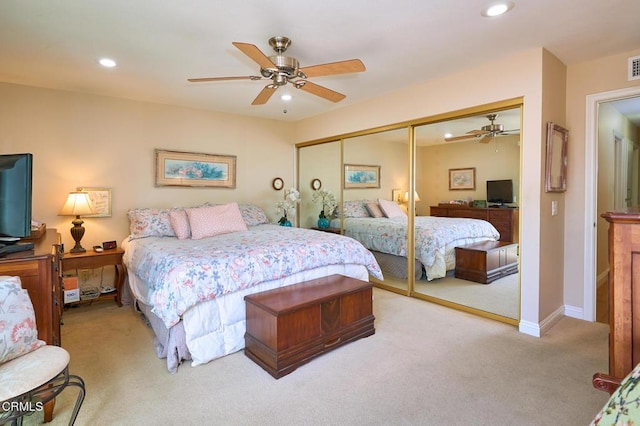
[486,179,513,207]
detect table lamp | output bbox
[403,191,421,203]
[59,191,95,253]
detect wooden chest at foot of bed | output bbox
[454,241,518,284]
[244,274,375,379]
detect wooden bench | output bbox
[454,241,518,284]
[244,274,375,379]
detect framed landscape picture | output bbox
[449,167,476,190]
[344,164,380,189]
[155,149,236,188]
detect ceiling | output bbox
[1,1,639,123]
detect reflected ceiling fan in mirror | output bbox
[445,114,520,143]
[188,36,366,106]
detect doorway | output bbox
[586,87,640,322]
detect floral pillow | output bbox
[128,208,179,239]
[592,363,640,425]
[338,200,372,218]
[238,204,269,226]
[169,210,191,240]
[0,276,45,364]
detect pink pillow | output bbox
[186,203,248,240]
[365,202,385,218]
[0,276,45,364]
[378,199,406,218]
[169,210,191,240]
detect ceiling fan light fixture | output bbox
[98,58,116,68]
[481,1,514,17]
[281,93,292,101]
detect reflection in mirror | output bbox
[298,141,341,229]
[343,128,410,294]
[413,106,521,322]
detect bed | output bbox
[333,200,500,281]
[122,203,383,373]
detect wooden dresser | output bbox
[595,210,640,388]
[0,229,62,346]
[430,205,519,242]
[244,274,375,379]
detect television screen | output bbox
[486,179,513,205]
[0,153,33,238]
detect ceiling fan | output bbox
[188,36,366,106]
[444,114,520,144]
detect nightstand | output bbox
[62,248,125,306]
[311,227,342,234]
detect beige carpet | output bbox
[415,272,519,319]
[27,288,609,426]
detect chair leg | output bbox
[66,374,86,425]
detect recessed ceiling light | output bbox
[444,133,453,138]
[98,58,117,68]
[481,1,514,17]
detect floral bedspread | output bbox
[124,224,382,328]
[341,216,499,269]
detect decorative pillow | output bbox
[339,200,372,218]
[592,363,640,425]
[0,276,45,364]
[169,210,191,240]
[378,199,407,218]
[365,202,385,218]
[202,202,270,226]
[238,204,269,226]
[128,208,178,239]
[186,203,248,240]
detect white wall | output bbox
[0,82,295,251]
[565,48,640,315]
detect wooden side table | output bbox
[62,248,125,307]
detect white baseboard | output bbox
[518,305,572,337]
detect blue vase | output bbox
[278,216,292,227]
[317,216,330,229]
[283,220,292,227]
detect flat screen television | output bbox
[486,179,513,206]
[0,153,33,238]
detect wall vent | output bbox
[629,55,640,81]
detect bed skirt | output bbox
[127,264,371,373]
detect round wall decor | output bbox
[311,178,322,190]
[272,177,284,190]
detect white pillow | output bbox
[378,199,406,218]
[0,276,45,364]
[186,202,248,240]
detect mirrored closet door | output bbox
[411,105,521,323]
[296,99,522,325]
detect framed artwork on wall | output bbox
[545,122,569,193]
[77,187,112,217]
[155,149,236,188]
[344,164,381,189]
[449,167,476,190]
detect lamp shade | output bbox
[59,192,95,216]
[403,191,421,202]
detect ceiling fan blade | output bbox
[251,85,278,105]
[297,81,346,103]
[445,134,483,142]
[466,129,488,136]
[232,42,277,69]
[479,135,494,144]
[299,59,366,78]
[188,76,263,83]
